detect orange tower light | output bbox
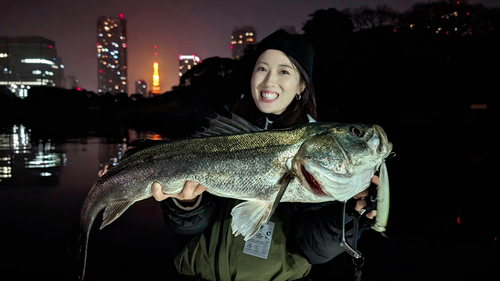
[152,45,161,94]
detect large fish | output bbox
[78,114,392,279]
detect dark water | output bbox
[0,115,497,281]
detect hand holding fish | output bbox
[353,175,379,220]
[152,181,206,204]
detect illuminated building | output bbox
[0,36,64,98]
[151,45,161,95]
[97,14,127,95]
[231,26,256,59]
[178,54,201,77]
[135,79,147,96]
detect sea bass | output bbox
[78,114,392,279]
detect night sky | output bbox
[2,0,498,94]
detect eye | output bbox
[280,69,290,75]
[257,66,266,72]
[350,126,363,137]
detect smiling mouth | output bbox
[301,165,327,196]
[261,91,279,101]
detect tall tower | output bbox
[151,45,161,95]
[97,14,127,95]
[231,26,256,60]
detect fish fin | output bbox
[100,200,134,230]
[192,113,263,137]
[230,200,273,241]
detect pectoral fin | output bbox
[100,200,134,230]
[230,200,273,241]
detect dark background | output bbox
[0,1,497,281]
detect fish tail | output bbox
[75,213,93,281]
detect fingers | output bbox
[371,175,380,185]
[152,182,169,201]
[353,188,369,199]
[366,210,377,219]
[355,197,376,220]
[174,181,206,202]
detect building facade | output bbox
[231,26,256,60]
[62,75,78,90]
[135,79,147,96]
[0,36,64,98]
[178,54,201,78]
[97,15,127,95]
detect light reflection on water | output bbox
[0,124,174,280]
[0,124,168,185]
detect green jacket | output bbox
[174,198,311,281]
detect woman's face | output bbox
[251,49,305,115]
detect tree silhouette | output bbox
[345,5,401,31]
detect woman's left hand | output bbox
[352,175,379,219]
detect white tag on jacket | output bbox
[243,221,275,259]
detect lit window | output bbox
[239,35,243,38]
[179,66,183,69]
[105,26,110,31]
[0,53,8,58]
[246,38,254,42]
[21,58,54,65]
[238,40,242,44]
[179,72,182,76]
[187,65,191,69]
[115,85,119,89]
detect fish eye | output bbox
[350,126,363,137]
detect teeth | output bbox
[261,92,278,100]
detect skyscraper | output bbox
[231,26,256,60]
[97,14,127,95]
[178,54,201,78]
[0,36,64,98]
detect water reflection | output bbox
[0,124,169,184]
[0,124,66,184]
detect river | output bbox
[0,116,497,281]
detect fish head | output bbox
[293,123,393,201]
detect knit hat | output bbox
[255,29,315,79]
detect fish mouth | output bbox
[301,164,327,196]
[301,160,354,199]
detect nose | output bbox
[263,71,277,87]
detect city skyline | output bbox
[1,0,497,94]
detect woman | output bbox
[152,29,377,281]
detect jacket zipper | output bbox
[214,200,228,281]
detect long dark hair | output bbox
[231,54,317,129]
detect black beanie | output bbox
[255,29,315,79]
